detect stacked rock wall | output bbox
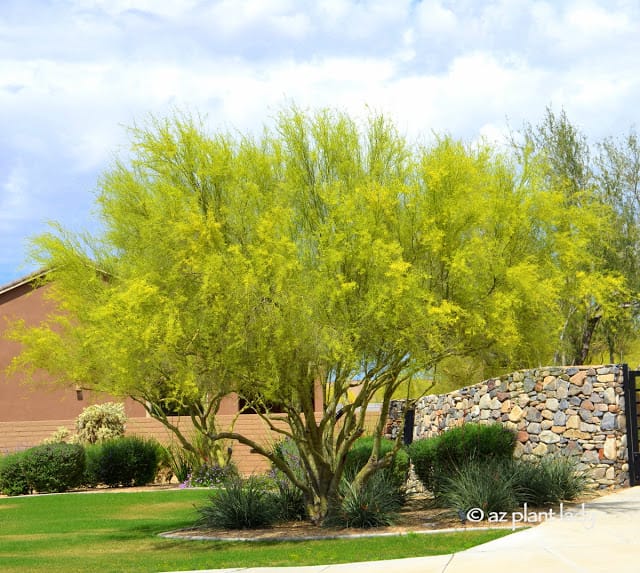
[392,365,629,489]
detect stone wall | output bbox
[390,365,629,489]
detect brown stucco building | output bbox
[0,271,146,422]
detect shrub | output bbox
[161,444,192,484]
[406,437,438,491]
[41,426,71,445]
[85,436,159,487]
[344,436,410,496]
[196,476,278,529]
[267,439,308,521]
[325,471,403,528]
[182,461,239,488]
[408,423,516,492]
[0,444,86,495]
[0,451,29,496]
[159,433,234,485]
[437,458,521,515]
[75,402,127,444]
[19,443,86,493]
[272,476,307,521]
[272,439,305,479]
[513,456,587,505]
[435,422,516,467]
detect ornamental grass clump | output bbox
[268,439,308,521]
[197,476,279,529]
[437,458,521,515]
[436,455,587,516]
[325,471,404,529]
[513,456,587,505]
[162,444,192,483]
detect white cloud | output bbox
[530,0,637,61]
[414,0,458,36]
[1,0,640,285]
[566,1,631,36]
[73,0,200,19]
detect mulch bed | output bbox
[160,494,516,542]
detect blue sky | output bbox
[2,0,640,286]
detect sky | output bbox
[1,0,640,287]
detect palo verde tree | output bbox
[10,107,564,523]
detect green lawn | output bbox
[0,489,512,572]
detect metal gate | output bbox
[623,364,640,486]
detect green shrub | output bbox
[196,476,279,529]
[0,444,86,495]
[435,423,516,466]
[0,451,29,496]
[406,437,438,491]
[75,402,127,444]
[267,439,308,520]
[272,439,305,480]
[436,455,587,517]
[160,444,192,483]
[19,443,86,493]
[513,456,587,505]
[85,436,159,487]
[159,433,234,485]
[183,461,239,488]
[438,458,520,515]
[344,436,410,495]
[408,423,516,492]
[325,471,403,528]
[272,477,307,521]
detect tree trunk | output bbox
[574,313,601,365]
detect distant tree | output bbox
[514,107,633,365]
[595,129,640,362]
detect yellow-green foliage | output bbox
[7,106,637,523]
[41,426,71,445]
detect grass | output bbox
[0,489,512,572]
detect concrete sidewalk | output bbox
[169,486,640,573]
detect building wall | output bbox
[0,279,148,421]
[0,411,382,476]
[0,414,281,475]
[389,365,629,489]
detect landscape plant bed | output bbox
[164,488,608,542]
[163,494,524,542]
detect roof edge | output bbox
[0,269,51,297]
